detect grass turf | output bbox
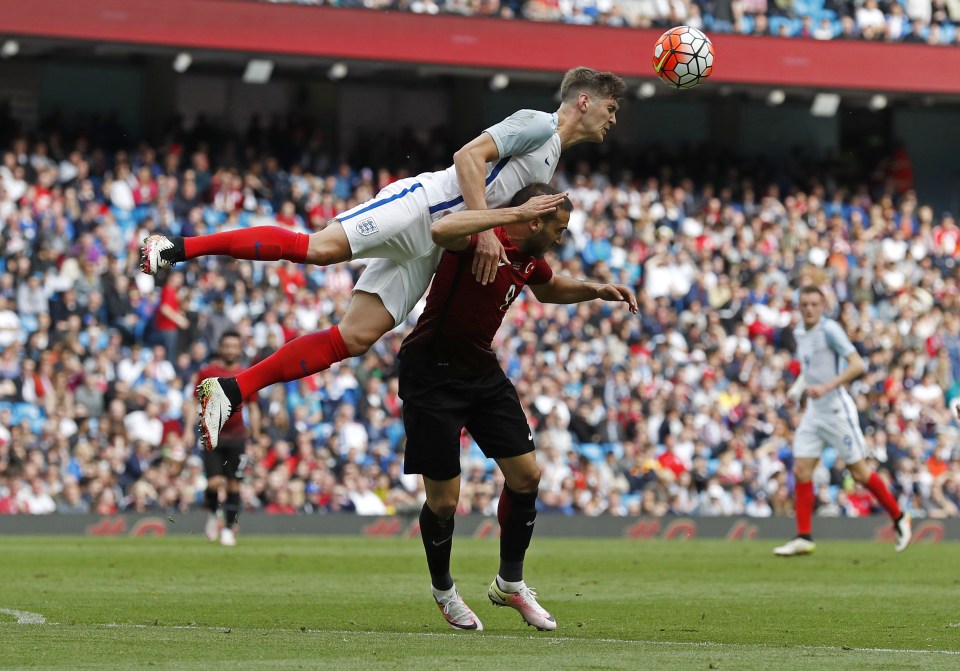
[0,535,957,670]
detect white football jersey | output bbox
[417,109,561,215]
[794,317,857,412]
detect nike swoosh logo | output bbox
[497,261,508,267]
[654,50,670,73]
[432,536,452,546]
[544,157,550,166]
[526,521,535,526]
[527,431,533,440]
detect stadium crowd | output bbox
[1,118,960,522]
[267,0,960,45]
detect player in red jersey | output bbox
[401,183,637,631]
[190,331,248,546]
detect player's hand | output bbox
[599,283,639,313]
[784,393,806,410]
[514,193,568,221]
[473,229,506,285]
[805,383,831,400]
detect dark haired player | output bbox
[400,184,637,631]
[140,67,627,455]
[191,330,248,546]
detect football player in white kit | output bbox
[774,286,912,556]
[138,67,626,450]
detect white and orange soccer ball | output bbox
[652,26,715,90]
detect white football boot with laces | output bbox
[204,514,220,542]
[894,512,912,552]
[773,537,816,557]
[434,587,483,631]
[140,235,178,275]
[488,579,556,631]
[196,378,234,451]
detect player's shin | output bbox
[223,491,241,528]
[864,472,901,520]
[235,327,349,400]
[419,503,455,591]
[795,480,815,538]
[183,227,309,263]
[497,486,538,583]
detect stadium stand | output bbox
[264,0,960,45]
[1,110,959,520]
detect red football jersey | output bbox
[401,227,552,374]
[196,363,246,440]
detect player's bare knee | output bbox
[427,499,458,521]
[305,227,351,266]
[507,468,541,494]
[339,328,376,357]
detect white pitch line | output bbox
[0,609,46,624]
[86,623,960,656]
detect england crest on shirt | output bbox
[356,218,379,236]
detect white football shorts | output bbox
[337,177,437,262]
[793,392,867,464]
[353,251,442,328]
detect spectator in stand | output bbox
[151,272,190,361]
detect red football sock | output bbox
[865,472,902,520]
[795,480,814,536]
[183,226,309,263]
[235,327,349,400]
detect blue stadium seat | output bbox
[133,205,153,223]
[111,206,134,228]
[576,443,605,463]
[821,446,838,469]
[203,208,226,227]
[770,16,795,36]
[20,313,39,334]
[604,442,625,459]
[312,421,333,442]
[385,421,406,449]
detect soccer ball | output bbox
[652,26,715,90]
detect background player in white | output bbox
[139,67,626,450]
[774,286,911,556]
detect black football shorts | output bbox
[202,438,247,481]
[399,360,535,481]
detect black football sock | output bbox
[219,377,243,408]
[223,491,241,528]
[160,235,185,264]
[497,486,538,583]
[205,488,219,514]
[419,503,454,591]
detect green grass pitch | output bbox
[1,535,958,670]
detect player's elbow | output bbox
[430,223,448,246]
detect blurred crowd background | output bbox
[1,113,960,521]
[267,0,960,45]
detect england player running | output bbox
[774,286,911,556]
[138,67,625,451]
[399,183,636,631]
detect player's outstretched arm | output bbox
[529,276,638,313]
[453,132,507,285]
[431,194,568,251]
